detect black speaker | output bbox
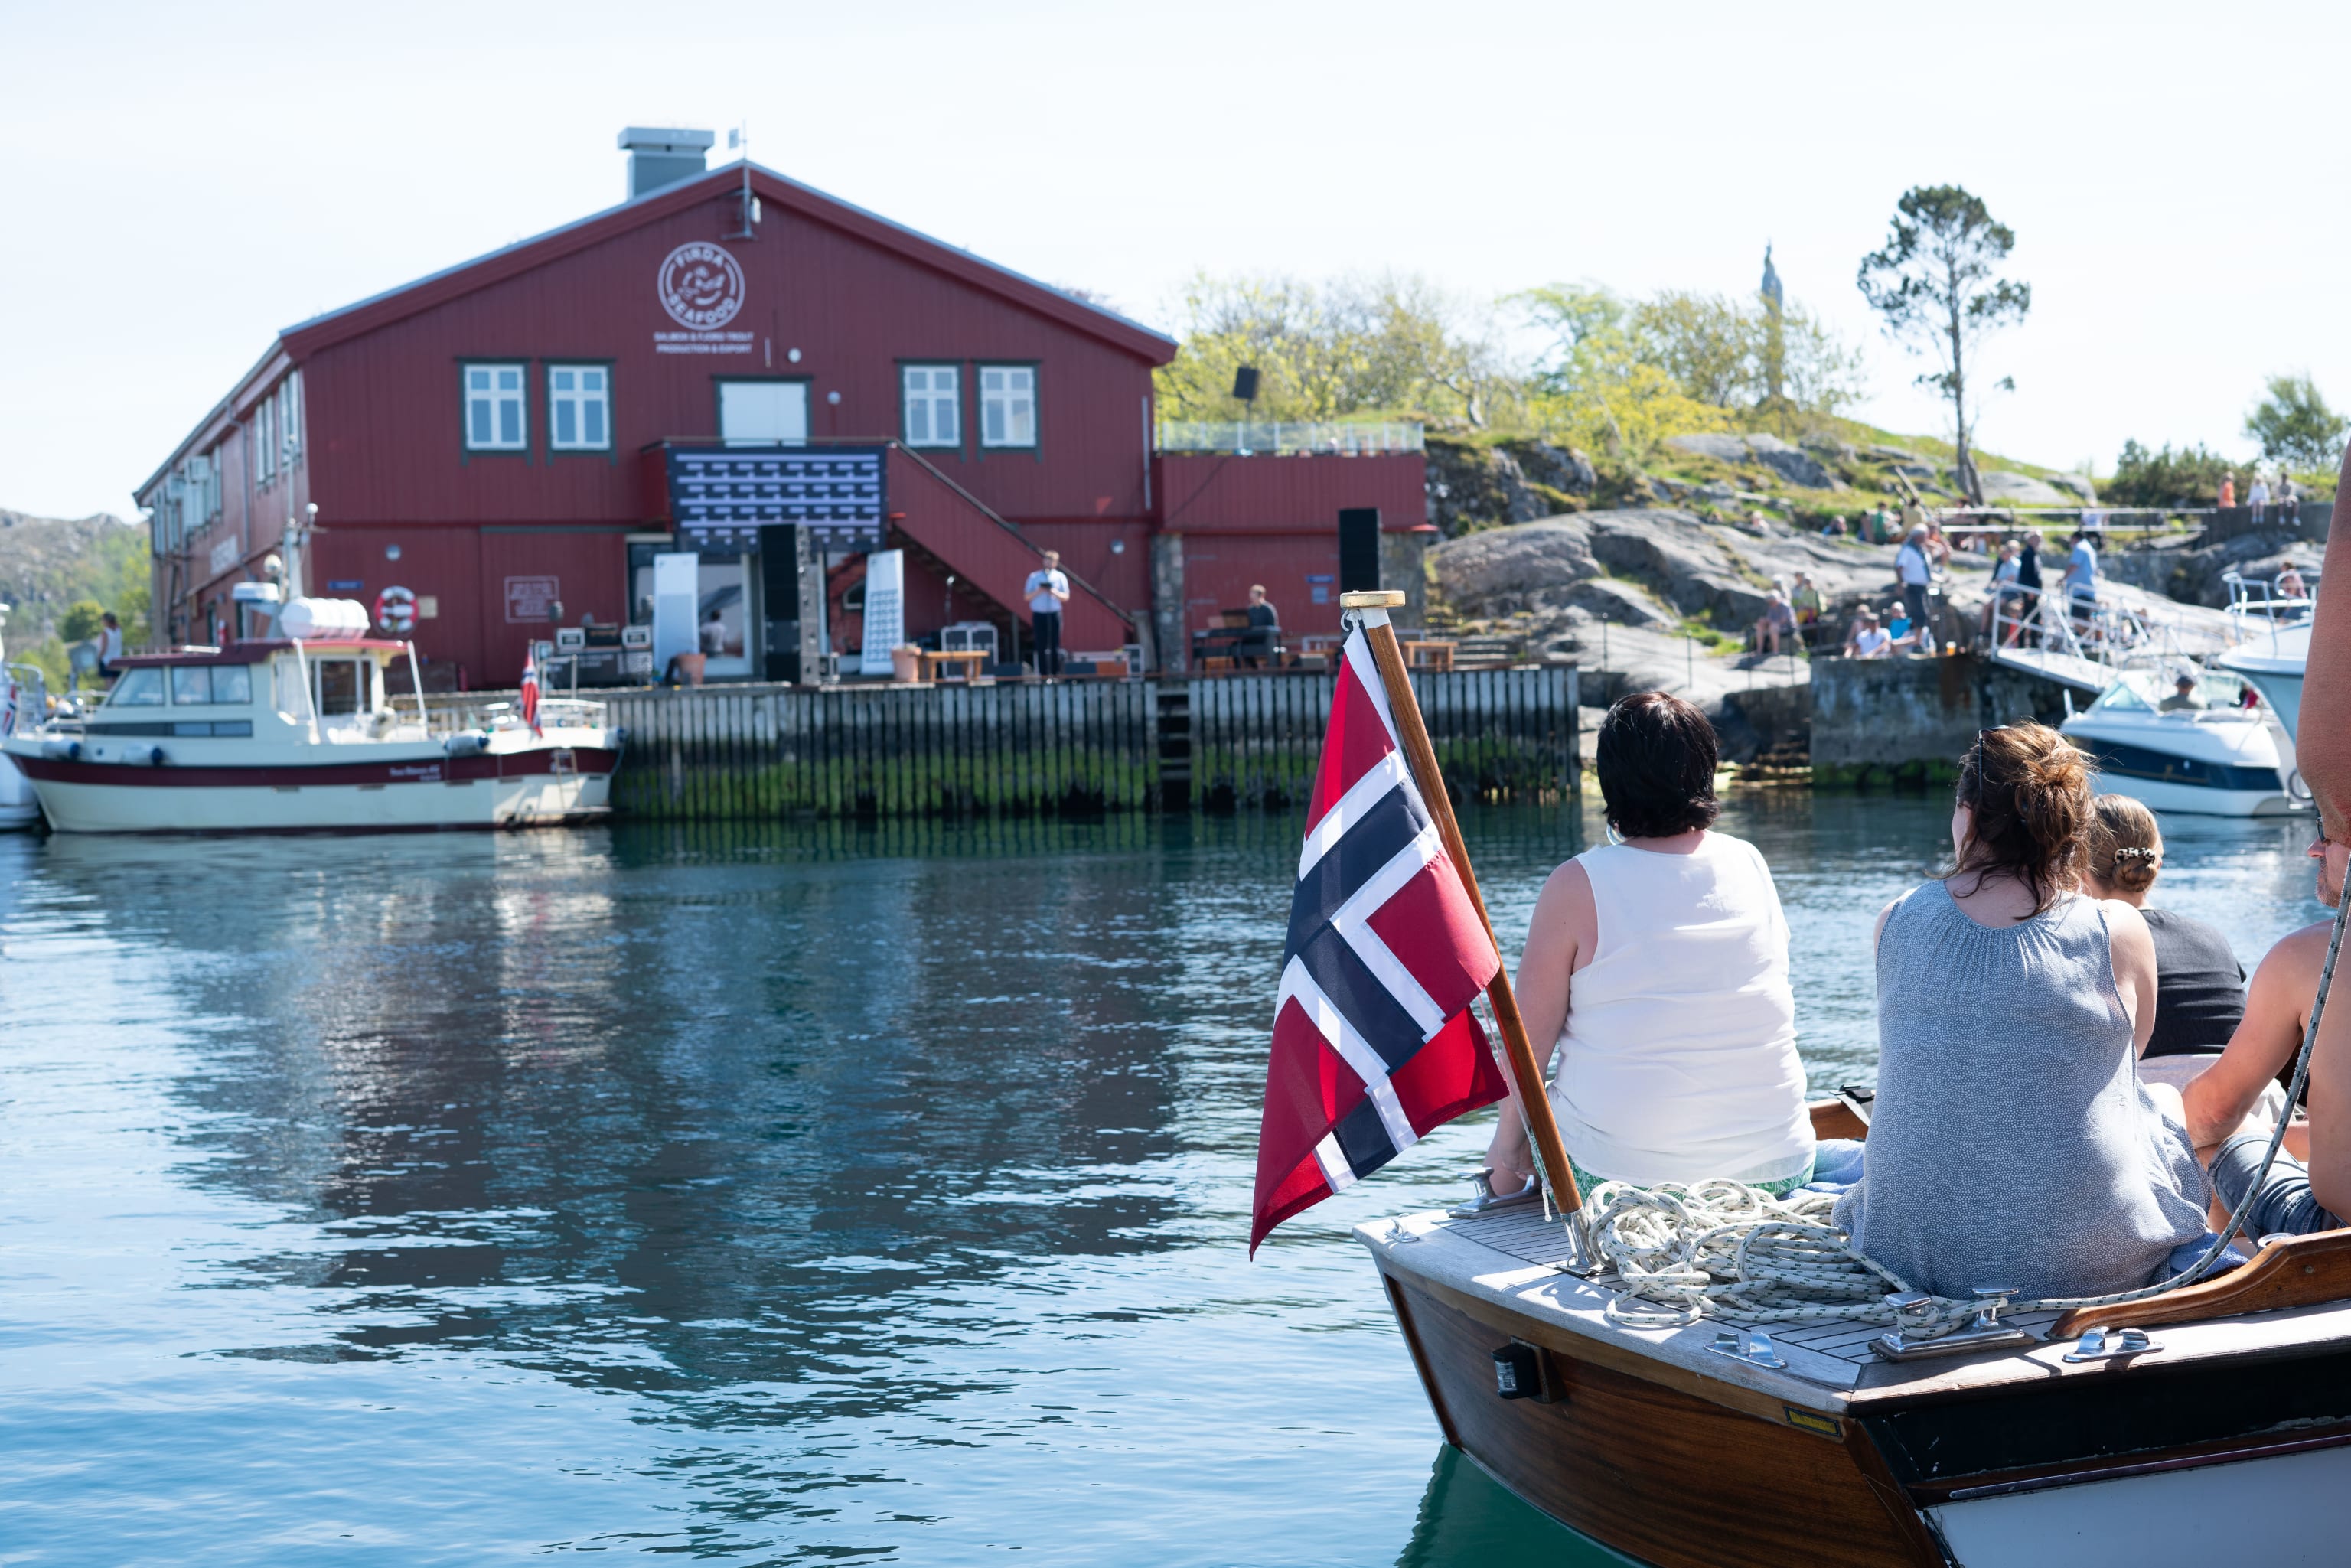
[1231,365,1260,403]
[1339,508,1381,592]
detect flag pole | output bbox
[1341,591,1586,1223]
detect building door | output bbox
[718,380,809,447]
[695,553,755,680]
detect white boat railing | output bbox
[2223,571,2319,641]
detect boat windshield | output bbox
[2089,668,2254,715]
[106,667,165,706]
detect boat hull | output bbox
[0,751,37,830]
[1377,1268,1936,1568]
[6,745,618,833]
[1374,1254,2351,1568]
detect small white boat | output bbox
[2061,666,2300,818]
[0,603,52,831]
[0,637,622,834]
[0,521,622,834]
[2215,572,2314,742]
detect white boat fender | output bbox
[41,738,80,761]
[126,743,166,767]
[442,731,489,757]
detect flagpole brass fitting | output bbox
[1339,591,1407,609]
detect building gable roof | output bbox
[279,162,1177,365]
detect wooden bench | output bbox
[918,650,990,683]
[1401,640,1456,672]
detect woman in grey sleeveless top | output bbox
[1834,725,2208,1299]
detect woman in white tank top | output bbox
[1484,693,1816,1195]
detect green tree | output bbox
[2103,439,2236,510]
[2245,373,2350,472]
[1857,185,2031,504]
[1623,290,1864,417]
[1517,284,1733,459]
[58,598,105,644]
[1152,272,1515,429]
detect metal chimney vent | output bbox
[618,127,715,199]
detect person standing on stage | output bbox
[1025,550,1071,677]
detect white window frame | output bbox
[901,363,960,448]
[547,363,612,451]
[281,370,303,467]
[463,363,528,451]
[979,364,1037,449]
[255,392,277,484]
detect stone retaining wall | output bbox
[1809,655,2073,787]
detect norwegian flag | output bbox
[520,647,543,738]
[1250,628,1510,1253]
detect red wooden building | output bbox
[137,130,1427,683]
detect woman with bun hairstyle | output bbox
[1834,725,2208,1299]
[2083,795,2246,1078]
[1481,692,1816,1200]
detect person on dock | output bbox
[1843,608,1892,659]
[1479,692,1818,1198]
[96,612,123,680]
[2064,530,2101,634]
[1833,724,2208,1299]
[1025,551,1070,677]
[1896,526,1934,637]
[2250,471,2271,529]
[2011,530,2045,647]
[1239,583,1280,669]
[1981,540,2024,644]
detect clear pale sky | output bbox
[5,0,2342,520]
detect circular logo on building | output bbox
[657,242,745,330]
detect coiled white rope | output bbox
[1586,887,2351,1338]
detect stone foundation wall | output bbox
[1810,655,2072,787]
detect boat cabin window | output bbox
[2092,674,2157,712]
[170,665,253,706]
[314,660,366,717]
[108,667,165,706]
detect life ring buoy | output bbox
[375,585,418,635]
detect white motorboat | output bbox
[1,637,622,834]
[0,607,44,830]
[0,520,622,834]
[2215,572,2314,742]
[2061,666,2300,818]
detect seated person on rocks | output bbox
[1753,590,1796,656]
[1482,692,1818,1198]
[2183,828,2350,1232]
[2085,794,2248,1100]
[1844,608,1893,659]
[1834,725,2209,1299]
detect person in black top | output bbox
[2007,530,2044,647]
[2083,794,2245,1059]
[1239,583,1281,668]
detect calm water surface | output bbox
[0,794,2327,1565]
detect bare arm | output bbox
[2297,443,2351,839]
[2307,918,2351,1218]
[1482,861,1594,1190]
[2103,901,2159,1056]
[2183,931,2317,1149]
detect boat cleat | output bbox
[2062,1327,2162,1363]
[1707,1328,1788,1370]
[1873,1285,2041,1361]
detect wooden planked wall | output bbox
[444,668,1577,820]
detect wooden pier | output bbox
[475,667,1577,820]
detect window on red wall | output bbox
[979,366,1035,448]
[902,365,960,448]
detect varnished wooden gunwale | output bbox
[1380,1268,1938,1568]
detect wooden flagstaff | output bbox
[1341,589,1585,1220]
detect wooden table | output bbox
[1401,640,1456,672]
[919,650,990,683]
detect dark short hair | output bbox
[1596,692,1720,839]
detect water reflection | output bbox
[0,794,2330,1564]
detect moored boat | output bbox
[2060,665,2300,818]
[0,635,621,833]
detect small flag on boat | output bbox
[1250,628,1509,1253]
[520,647,543,738]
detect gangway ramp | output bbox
[1988,645,2114,692]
